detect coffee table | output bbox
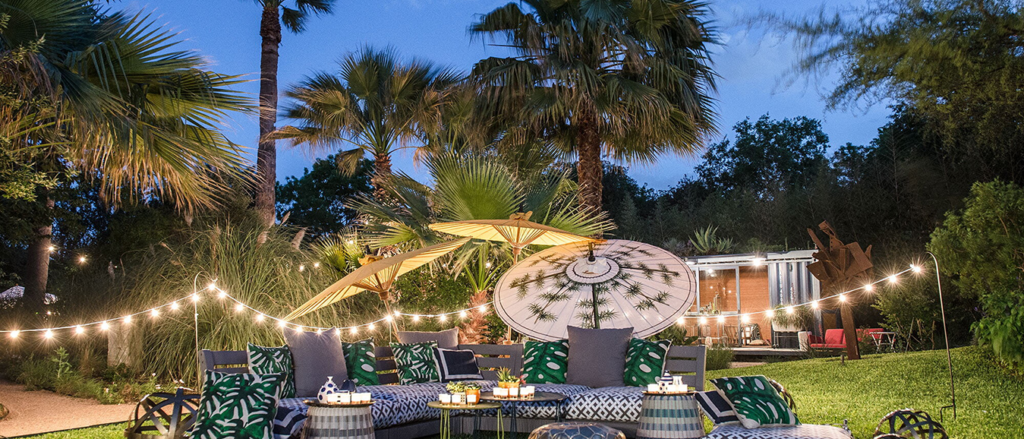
[427,401,504,439]
[480,391,568,439]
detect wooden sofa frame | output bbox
[200,343,706,439]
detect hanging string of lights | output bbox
[2,263,926,340]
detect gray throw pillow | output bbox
[566,325,633,388]
[397,327,459,349]
[284,329,348,397]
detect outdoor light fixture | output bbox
[459,311,468,319]
[10,330,19,339]
[151,309,160,318]
[234,304,244,313]
[44,329,53,339]
[277,320,287,328]
[888,275,898,284]
[75,326,84,335]
[123,315,132,324]
[838,294,847,303]
[350,327,358,335]
[100,322,110,331]
[313,262,320,268]
[368,323,376,330]
[786,307,795,315]
[752,257,764,266]
[78,256,87,264]
[717,315,726,324]
[811,301,819,309]
[298,265,305,272]
[171,301,180,311]
[699,317,707,325]
[766,309,775,318]
[255,313,265,322]
[191,293,200,302]
[864,283,874,292]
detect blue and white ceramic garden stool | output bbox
[636,393,704,439]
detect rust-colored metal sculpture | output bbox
[806,221,873,360]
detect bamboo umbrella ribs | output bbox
[429,212,594,262]
[285,238,471,333]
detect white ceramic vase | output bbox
[318,376,338,403]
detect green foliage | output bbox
[704,345,734,371]
[691,226,735,256]
[276,156,373,238]
[771,305,814,331]
[775,0,1024,182]
[649,325,699,346]
[7,349,159,404]
[929,180,1024,372]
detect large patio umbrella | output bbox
[428,211,593,262]
[285,237,471,333]
[492,239,697,341]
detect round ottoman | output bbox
[529,422,626,439]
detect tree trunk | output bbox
[371,154,393,202]
[255,4,282,227]
[23,195,55,315]
[576,107,603,215]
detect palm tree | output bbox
[278,46,462,201]
[470,0,720,213]
[253,0,336,227]
[0,0,251,312]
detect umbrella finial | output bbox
[587,242,596,263]
[509,211,533,221]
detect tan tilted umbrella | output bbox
[285,237,470,333]
[428,212,594,262]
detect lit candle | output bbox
[523,386,535,397]
[359,393,372,403]
[338,392,352,404]
[647,384,660,393]
[509,387,520,397]
[440,394,452,404]
[467,394,478,404]
[682,384,689,393]
[494,388,508,398]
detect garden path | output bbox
[0,379,135,437]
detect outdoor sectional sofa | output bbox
[201,343,708,438]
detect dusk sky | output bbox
[124,0,889,190]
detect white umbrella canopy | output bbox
[493,239,696,341]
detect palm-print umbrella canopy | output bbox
[285,238,471,329]
[429,212,594,261]
[493,240,696,341]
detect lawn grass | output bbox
[17,347,1021,439]
[707,346,1024,438]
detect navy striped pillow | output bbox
[695,390,741,425]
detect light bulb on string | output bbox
[741,315,750,324]
[123,315,132,324]
[676,317,685,326]
[293,326,303,333]
[191,293,200,303]
[412,315,420,322]
[911,264,922,274]
[100,322,110,331]
[9,330,19,339]
[316,328,323,335]
[234,303,244,313]
[171,301,180,311]
[350,327,358,335]
[150,309,159,318]
[811,301,819,310]
[335,328,342,336]
[766,309,775,318]
[838,294,847,303]
[717,315,726,324]
[277,320,287,329]
[217,290,227,299]
[75,326,84,335]
[207,281,216,290]
[786,307,795,315]
[43,329,53,339]
[477,305,487,312]
[888,275,898,284]
[313,262,320,269]
[385,315,393,322]
[368,323,376,331]
[699,317,707,325]
[255,313,265,323]
[439,314,447,322]
[394,310,401,317]
[78,255,87,264]
[459,311,468,319]
[298,265,305,272]
[864,283,874,292]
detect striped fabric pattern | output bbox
[695,390,740,426]
[301,405,374,439]
[704,424,853,439]
[636,393,704,439]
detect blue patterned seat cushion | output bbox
[276,397,402,434]
[705,424,853,439]
[565,387,643,423]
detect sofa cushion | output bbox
[710,376,799,428]
[565,386,643,423]
[523,339,570,384]
[397,327,459,349]
[695,390,740,425]
[566,326,632,388]
[191,370,284,439]
[247,344,296,399]
[342,338,379,386]
[391,341,440,384]
[705,424,852,439]
[623,338,671,386]
[284,329,348,397]
[433,347,484,381]
[358,382,447,425]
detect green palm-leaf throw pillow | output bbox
[623,338,671,386]
[246,344,295,399]
[391,341,440,385]
[342,339,379,385]
[190,370,284,439]
[710,375,799,428]
[522,339,569,384]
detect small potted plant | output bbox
[446,381,467,404]
[463,382,481,405]
[496,367,520,389]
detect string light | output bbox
[217,290,227,299]
[864,283,874,292]
[171,301,180,311]
[786,307,795,315]
[766,309,775,318]
[741,315,750,324]
[78,256,87,264]
[44,329,53,339]
[412,315,420,322]
[699,317,708,325]
[277,320,287,328]
[316,328,323,335]
[234,303,244,313]
[10,330,19,339]
[47,245,56,253]
[385,315,393,322]
[811,301,819,309]
[717,315,726,324]
[439,315,447,322]
[676,317,685,326]
[888,275,899,284]
[75,325,84,335]
[255,314,265,323]
[350,327,358,335]
[911,264,922,273]
[477,305,487,312]
[298,265,305,272]
[394,310,401,317]
[150,309,160,318]
[191,293,200,303]
[838,293,847,303]
[334,328,341,336]
[100,322,110,331]
[123,315,132,325]
[459,311,468,319]
[313,262,320,269]
[207,281,217,290]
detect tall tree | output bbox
[276,155,372,238]
[254,0,336,227]
[0,0,251,312]
[278,46,461,201]
[470,0,719,214]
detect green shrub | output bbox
[18,357,56,390]
[705,345,734,370]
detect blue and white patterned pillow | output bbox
[433,347,484,382]
[695,390,741,425]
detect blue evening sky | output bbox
[123,0,887,190]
